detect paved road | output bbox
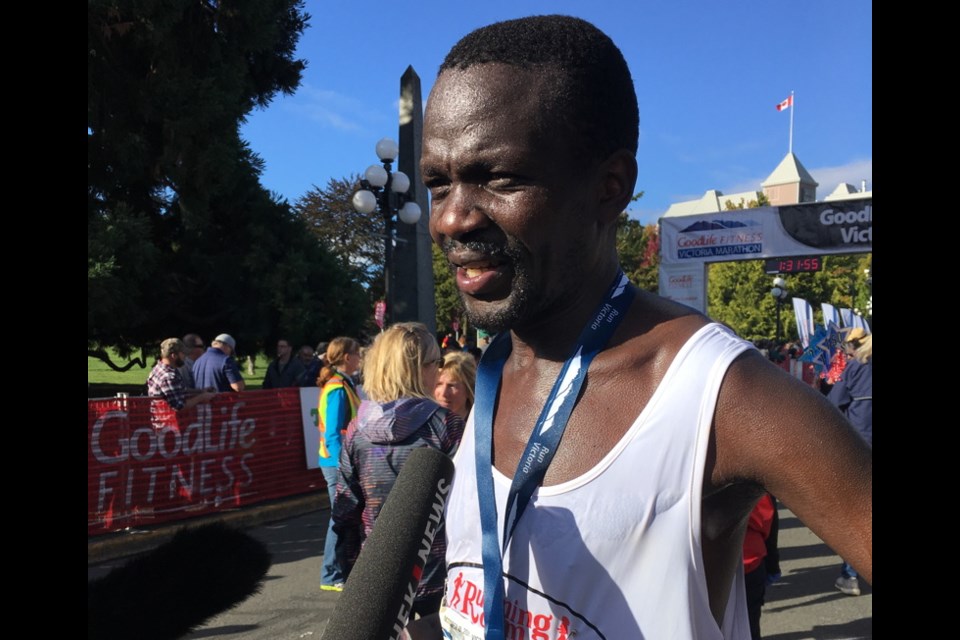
[88,501,870,639]
[761,508,871,639]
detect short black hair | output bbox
[439,15,639,162]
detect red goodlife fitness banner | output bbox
[88,388,326,536]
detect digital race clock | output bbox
[763,256,822,274]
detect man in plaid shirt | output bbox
[147,338,217,428]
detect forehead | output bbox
[423,64,563,165]
[438,369,462,383]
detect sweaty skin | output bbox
[412,63,871,635]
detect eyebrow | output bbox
[423,156,506,180]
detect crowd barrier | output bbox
[88,388,325,536]
[89,358,818,536]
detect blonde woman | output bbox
[317,336,362,592]
[434,350,477,419]
[332,322,464,617]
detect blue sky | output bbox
[241,1,872,225]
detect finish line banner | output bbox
[659,198,872,265]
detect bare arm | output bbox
[711,350,872,583]
[182,391,216,410]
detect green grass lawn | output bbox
[88,349,271,391]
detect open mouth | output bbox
[448,255,511,298]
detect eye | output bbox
[486,173,527,192]
[423,175,450,200]
[430,186,450,201]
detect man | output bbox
[262,338,306,389]
[192,333,246,392]
[177,333,205,389]
[297,344,316,368]
[300,341,327,387]
[409,16,871,640]
[147,338,217,428]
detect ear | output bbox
[596,149,638,224]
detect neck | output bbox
[510,262,622,362]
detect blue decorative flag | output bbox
[799,322,843,373]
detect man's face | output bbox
[299,347,314,365]
[277,341,291,359]
[422,64,603,333]
[170,351,186,367]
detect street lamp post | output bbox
[770,276,789,345]
[351,137,422,327]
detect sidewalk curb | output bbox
[88,492,325,566]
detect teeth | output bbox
[464,268,485,278]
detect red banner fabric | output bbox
[88,388,326,536]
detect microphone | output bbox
[88,521,271,640]
[321,446,456,640]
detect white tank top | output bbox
[443,323,754,640]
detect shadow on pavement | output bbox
[186,624,262,638]
[764,618,872,640]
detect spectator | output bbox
[193,333,246,392]
[828,328,872,596]
[146,338,216,428]
[333,322,464,618]
[317,336,363,592]
[262,338,305,389]
[743,493,776,640]
[300,341,327,387]
[178,333,205,389]
[434,350,477,419]
[298,344,316,367]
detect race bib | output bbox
[440,604,485,640]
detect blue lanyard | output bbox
[473,270,635,639]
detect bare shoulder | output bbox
[711,350,869,488]
[616,290,712,357]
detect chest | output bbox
[490,357,664,485]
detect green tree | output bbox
[723,191,770,210]
[707,260,783,342]
[293,175,387,299]
[88,1,367,367]
[433,243,466,338]
[616,213,660,293]
[615,191,660,292]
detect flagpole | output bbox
[788,90,794,154]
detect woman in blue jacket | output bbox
[317,336,362,592]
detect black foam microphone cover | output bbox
[321,446,456,640]
[88,521,271,640]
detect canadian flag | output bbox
[776,95,793,111]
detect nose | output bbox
[430,183,490,242]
